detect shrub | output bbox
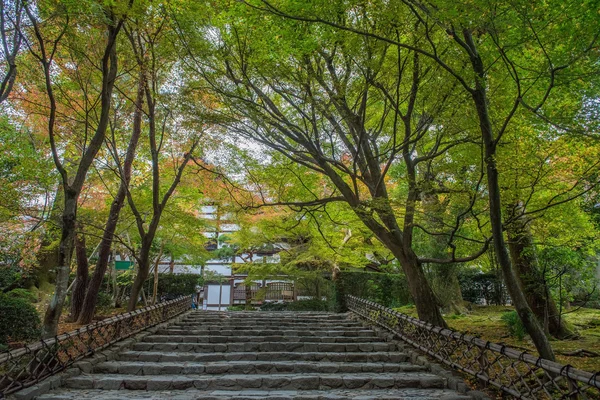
[458,268,507,305]
[0,293,41,345]
[260,302,289,311]
[6,288,37,303]
[227,305,255,311]
[335,271,411,310]
[96,292,113,310]
[147,273,203,299]
[260,299,332,312]
[288,299,332,311]
[501,311,526,340]
[0,266,26,291]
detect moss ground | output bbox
[394,304,600,372]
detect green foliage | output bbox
[96,292,113,311]
[259,302,289,311]
[147,273,203,298]
[6,288,37,303]
[538,246,599,306]
[212,246,236,261]
[288,299,332,311]
[458,268,507,306]
[227,305,255,311]
[116,270,135,287]
[501,311,526,341]
[0,116,54,222]
[336,271,411,308]
[0,293,41,345]
[260,299,332,312]
[0,266,25,291]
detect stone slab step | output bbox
[141,335,384,343]
[181,317,351,323]
[188,310,345,314]
[185,312,349,320]
[37,388,471,400]
[64,372,446,391]
[94,361,427,375]
[118,351,410,363]
[131,342,400,353]
[167,325,369,332]
[156,329,377,337]
[171,322,363,329]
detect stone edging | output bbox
[347,313,491,400]
[9,311,191,400]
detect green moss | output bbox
[391,305,600,371]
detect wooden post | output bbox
[293,280,298,301]
[218,280,223,311]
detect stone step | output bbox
[190,310,343,313]
[185,312,349,320]
[38,388,471,400]
[181,317,350,323]
[167,325,368,332]
[118,351,410,363]
[156,328,377,337]
[171,321,363,328]
[31,310,471,400]
[64,372,446,391]
[141,335,384,343]
[131,341,400,353]
[94,360,427,375]
[179,311,351,321]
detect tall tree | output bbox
[24,0,130,336]
[177,10,489,326]
[233,0,600,359]
[0,0,22,102]
[123,11,201,311]
[76,69,145,324]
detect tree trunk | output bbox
[421,190,466,314]
[507,211,575,339]
[432,264,465,314]
[42,190,77,337]
[465,29,555,360]
[363,198,447,327]
[324,170,446,326]
[69,228,89,321]
[151,244,164,305]
[128,263,149,311]
[36,16,124,337]
[77,74,144,324]
[128,244,152,311]
[396,246,448,327]
[35,186,63,286]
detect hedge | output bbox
[260,299,332,312]
[0,292,41,345]
[335,271,411,310]
[457,269,507,305]
[146,273,203,299]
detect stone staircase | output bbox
[36,311,471,400]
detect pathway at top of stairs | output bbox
[36,311,470,400]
